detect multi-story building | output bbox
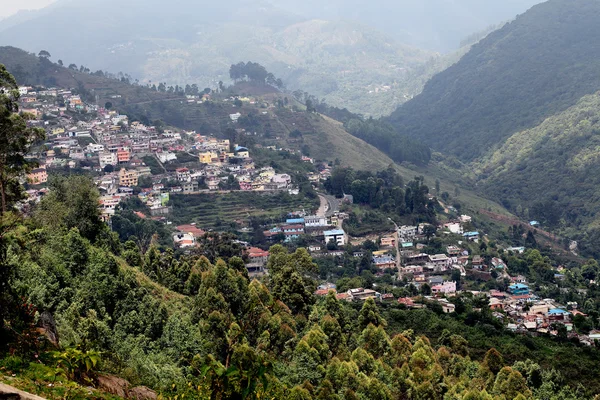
[99,152,118,169]
[119,168,138,187]
[27,167,48,185]
[117,149,131,164]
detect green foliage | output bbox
[344,118,430,165]
[53,348,101,383]
[389,0,600,161]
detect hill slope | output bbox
[388,0,600,161]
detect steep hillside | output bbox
[473,92,600,255]
[388,0,600,161]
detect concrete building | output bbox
[324,229,346,246]
[119,168,138,187]
[99,152,118,169]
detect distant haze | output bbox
[0,0,548,115]
[0,0,57,18]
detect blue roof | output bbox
[235,145,248,151]
[463,231,479,237]
[509,283,529,289]
[530,221,540,225]
[548,308,569,315]
[401,242,413,248]
[286,218,304,224]
[324,229,345,236]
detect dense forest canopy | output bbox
[387,0,600,161]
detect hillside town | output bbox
[15,82,595,349]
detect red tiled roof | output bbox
[176,225,206,237]
[247,247,269,258]
[315,289,336,296]
[134,211,147,219]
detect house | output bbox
[548,309,570,322]
[431,281,457,295]
[373,256,396,269]
[176,224,205,238]
[117,149,131,164]
[347,288,378,301]
[118,168,138,187]
[173,232,195,248]
[445,222,463,235]
[472,255,484,269]
[447,245,461,256]
[506,246,525,254]
[380,235,396,248]
[27,167,48,185]
[324,229,346,246]
[399,225,417,238]
[305,215,327,227]
[463,231,480,241]
[491,257,507,269]
[508,283,530,295]
[489,297,504,310]
[441,302,456,314]
[182,182,199,193]
[380,293,395,303]
[401,265,423,275]
[245,247,269,275]
[99,152,118,168]
[429,254,451,268]
[176,168,191,182]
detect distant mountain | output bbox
[275,0,544,52]
[0,0,539,116]
[388,0,600,161]
[0,0,439,116]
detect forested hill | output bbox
[387,0,600,161]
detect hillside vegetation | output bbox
[388,0,600,161]
[474,92,600,257]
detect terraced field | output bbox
[169,191,319,229]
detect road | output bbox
[318,194,341,218]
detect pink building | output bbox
[431,281,457,295]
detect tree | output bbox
[358,298,386,330]
[57,59,63,66]
[0,65,45,214]
[68,63,78,70]
[38,50,51,59]
[104,101,113,110]
[35,175,104,242]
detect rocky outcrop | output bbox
[0,383,47,400]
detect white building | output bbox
[99,152,118,169]
[399,225,417,238]
[432,281,457,295]
[87,143,105,153]
[305,215,327,227]
[445,222,463,235]
[324,229,346,246]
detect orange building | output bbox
[27,167,48,185]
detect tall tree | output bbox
[0,65,45,214]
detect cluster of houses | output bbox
[17,85,306,220]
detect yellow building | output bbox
[199,151,217,164]
[52,127,65,135]
[119,168,138,187]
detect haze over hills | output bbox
[0,0,542,116]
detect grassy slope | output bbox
[305,114,396,171]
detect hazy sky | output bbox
[0,0,57,18]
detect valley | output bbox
[3,1,600,399]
